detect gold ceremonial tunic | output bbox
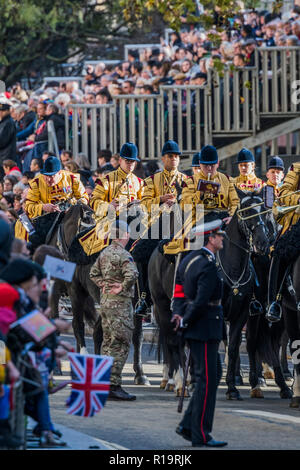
[90,167,144,218]
[25,170,89,219]
[274,162,300,235]
[164,170,239,254]
[81,168,144,256]
[14,220,29,241]
[141,168,186,213]
[231,173,264,191]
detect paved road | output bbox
[49,335,300,450]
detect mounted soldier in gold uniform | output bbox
[231,148,264,191]
[267,161,300,322]
[164,145,238,255]
[79,143,144,256]
[265,156,285,198]
[18,156,88,247]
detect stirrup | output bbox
[266,301,282,323]
[135,293,148,317]
[249,299,264,316]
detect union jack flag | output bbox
[66,353,114,417]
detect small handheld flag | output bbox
[66,353,113,417]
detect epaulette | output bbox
[201,249,214,263]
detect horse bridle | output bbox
[217,205,267,294]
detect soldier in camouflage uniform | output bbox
[90,220,139,401]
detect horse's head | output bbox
[61,203,95,243]
[235,187,270,255]
[78,203,95,230]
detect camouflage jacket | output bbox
[89,240,139,298]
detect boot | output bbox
[266,256,282,323]
[108,385,136,401]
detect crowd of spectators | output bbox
[0,209,77,447]
[0,6,299,173]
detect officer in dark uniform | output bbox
[172,217,228,448]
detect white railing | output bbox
[160,85,209,152]
[257,47,300,115]
[113,94,163,159]
[207,66,258,135]
[65,103,115,169]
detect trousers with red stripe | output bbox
[180,339,222,445]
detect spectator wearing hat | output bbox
[0,100,16,176]
[164,145,238,255]
[24,156,89,219]
[231,148,264,191]
[265,156,285,196]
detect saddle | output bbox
[29,212,65,250]
[68,225,100,265]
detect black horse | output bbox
[283,255,300,407]
[29,203,98,352]
[221,188,291,400]
[30,202,151,384]
[274,220,300,407]
[246,209,292,399]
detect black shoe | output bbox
[175,425,192,442]
[108,385,136,401]
[192,439,228,448]
[266,302,282,322]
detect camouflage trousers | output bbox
[99,295,134,386]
